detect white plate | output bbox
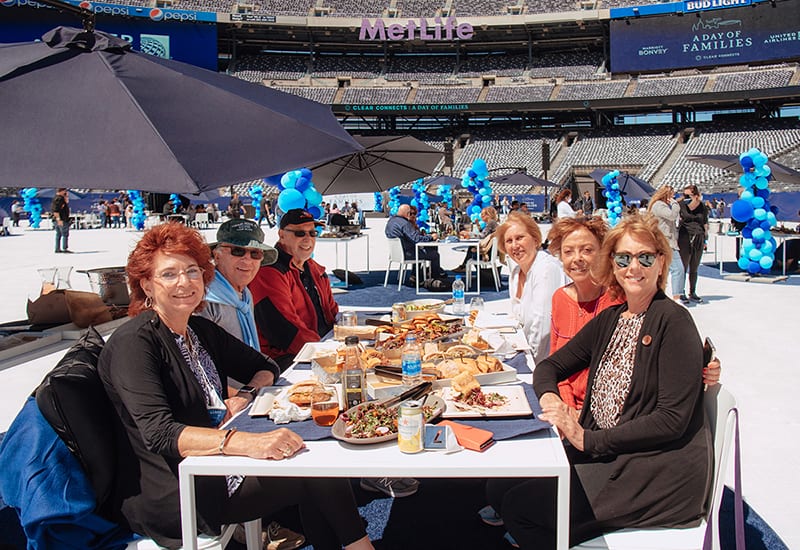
[437,385,532,418]
[294,340,340,363]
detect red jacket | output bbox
[249,244,338,361]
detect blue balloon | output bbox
[748,248,763,261]
[481,195,491,204]
[303,188,322,206]
[294,177,310,192]
[737,256,750,270]
[472,158,489,178]
[470,205,481,215]
[751,227,765,241]
[751,196,765,209]
[730,199,754,223]
[740,156,754,170]
[741,226,753,239]
[467,170,477,179]
[747,261,761,274]
[754,208,767,221]
[278,189,304,211]
[755,177,769,189]
[755,187,770,199]
[742,239,754,253]
[766,212,777,226]
[611,183,619,190]
[761,240,775,254]
[307,205,322,219]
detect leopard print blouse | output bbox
[589,313,645,429]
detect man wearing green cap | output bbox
[198,218,307,550]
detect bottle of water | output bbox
[342,336,366,408]
[452,275,466,315]
[401,334,422,387]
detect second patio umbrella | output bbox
[687,155,800,185]
[589,169,656,203]
[310,135,444,195]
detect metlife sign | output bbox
[610,2,800,72]
[0,3,217,70]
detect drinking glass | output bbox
[469,296,485,312]
[311,385,340,427]
[334,310,358,340]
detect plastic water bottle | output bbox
[452,275,466,315]
[401,334,422,387]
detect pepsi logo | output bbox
[149,7,163,20]
[78,0,91,8]
[1,0,18,6]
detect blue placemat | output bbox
[437,383,550,441]
[505,351,532,375]
[229,409,334,441]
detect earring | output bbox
[144,295,153,309]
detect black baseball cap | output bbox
[279,209,325,229]
[210,219,278,266]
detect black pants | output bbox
[678,232,704,296]
[218,477,365,550]
[411,247,444,278]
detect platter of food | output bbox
[331,395,445,444]
[436,373,532,418]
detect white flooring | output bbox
[0,218,797,548]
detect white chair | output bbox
[571,385,741,550]
[194,213,210,229]
[384,237,429,291]
[127,521,261,549]
[465,237,503,292]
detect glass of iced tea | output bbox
[311,385,339,427]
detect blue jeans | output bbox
[669,248,685,297]
[55,221,69,252]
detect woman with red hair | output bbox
[98,222,373,550]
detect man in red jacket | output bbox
[250,209,338,371]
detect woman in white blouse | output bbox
[555,189,581,219]
[496,212,565,363]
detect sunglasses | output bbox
[220,245,264,260]
[285,229,319,238]
[612,252,658,269]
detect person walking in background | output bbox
[649,186,686,303]
[579,190,594,215]
[11,200,22,227]
[51,188,72,253]
[678,185,708,303]
[108,199,122,228]
[228,192,244,220]
[257,194,275,228]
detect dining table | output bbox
[178,310,572,550]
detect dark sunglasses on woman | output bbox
[612,252,658,269]
[220,245,265,260]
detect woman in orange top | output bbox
[547,217,623,415]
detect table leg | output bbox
[365,234,369,272]
[179,467,199,550]
[717,234,722,276]
[415,245,421,294]
[783,239,787,277]
[556,469,570,550]
[476,244,481,295]
[344,240,349,287]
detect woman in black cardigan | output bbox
[487,214,712,549]
[98,222,373,550]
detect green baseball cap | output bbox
[210,219,278,266]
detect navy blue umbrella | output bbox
[687,155,800,185]
[489,171,558,189]
[589,169,655,203]
[0,27,361,194]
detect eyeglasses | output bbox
[612,252,658,269]
[220,245,264,260]
[154,266,204,283]
[285,229,319,238]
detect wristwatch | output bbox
[237,386,258,399]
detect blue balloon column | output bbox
[388,187,401,216]
[250,184,264,220]
[437,184,453,209]
[21,188,42,228]
[274,168,324,219]
[731,148,778,275]
[601,170,623,227]
[461,158,493,230]
[410,179,431,231]
[169,193,180,214]
[374,192,383,212]
[127,190,146,230]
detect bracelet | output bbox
[219,428,237,455]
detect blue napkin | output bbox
[438,383,551,441]
[506,351,532,375]
[228,410,333,441]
